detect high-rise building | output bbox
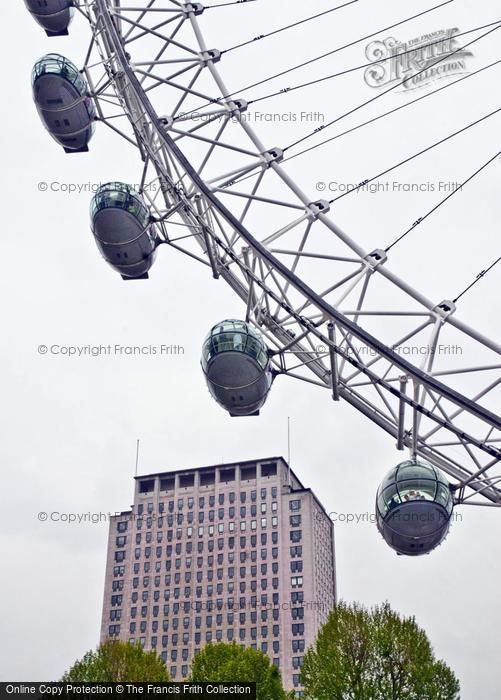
[100,457,336,695]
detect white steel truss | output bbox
[73,0,500,504]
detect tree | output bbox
[61,640,171,682]
[301,601,460,700]
[189,642,293,699]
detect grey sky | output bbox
[1,0,500,696]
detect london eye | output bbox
[24,0,501,555]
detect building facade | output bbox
[100,457,336,695]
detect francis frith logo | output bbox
[364,28,473,91]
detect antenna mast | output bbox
[135,439,140,476]
[287,417,292,488]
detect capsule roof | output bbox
[377,458,453,518]
[32,53,87,94]
[202,319,270,371]
[90,182,150,230]
[205,319,263,339]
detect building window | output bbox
[261,462,277,478]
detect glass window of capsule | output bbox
[90,183,150,230]
[202,320,269,371]
[32,54,86,94]
[376,458,453,518]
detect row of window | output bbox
[119,504,295,535]
[130,561,301,588]
[111,573,304,617]
[112,606,306,629]
[111,591,304,625]
[115,531,290,562]
[126,573,303,596]
[112,585,306,609]
[132,547,285,570]
[122,605,291,623]
[113,544,303,580]
[135,488,282,516]
[133,517,281,536]
[117,495,302,532]
[126,626,286,642]
[128,571,274,600]
[127,533,284,553]
[125,627,306,653]
[132,610,282,626]
[119,513,300,539]
[132,554,278,577]
[109,591,307,620]
[124,561,285,591]
[115,530,303,565]
[126,578,283,602]
[111,591,311,612]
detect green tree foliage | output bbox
[301,601,460,700]
[61,640,171,682]
[189,642,293,699]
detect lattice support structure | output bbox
[73,0,501,505]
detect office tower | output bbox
[101,457,336,695]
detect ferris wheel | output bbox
[24,0,501,556]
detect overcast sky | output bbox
[1,0,500,696]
